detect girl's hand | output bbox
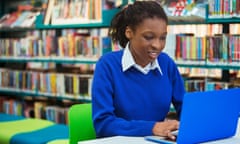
[152,120,179,140]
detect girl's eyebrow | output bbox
[141,29,167,36]
[161,32,168,35]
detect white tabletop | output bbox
[78,118,240,144]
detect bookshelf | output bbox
[161,0,240,92]
[0,0,123,99]
[0,0,125,123]
[35,9,120,29]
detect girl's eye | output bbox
[144,36,154,40]
[160,36,166,41]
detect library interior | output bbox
[0,0,240,144]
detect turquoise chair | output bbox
[68,103,96,144]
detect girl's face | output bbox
[125,18,167,67]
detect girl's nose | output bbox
[152,39,163,50]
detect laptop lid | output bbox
[145,88,240,144]
[177,88,240,144]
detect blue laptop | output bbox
[145,88,240,144]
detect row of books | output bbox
[1,24,239,59]
[0,0,122,28]
[179,67,240,91]
[168,24,240,37]
[174,34,240,62]
[184,78,238,92]
[165,24,239,59]
[178,67,223,78]
[0,97,69,124]
[0,31,113,58]
[208,0,240,18]
[167,24,223,37]
[0,68,93,98]
[44,0,102,25]
[34,101,69,124]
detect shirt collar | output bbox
[121,42,163,75]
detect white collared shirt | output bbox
[121,43,163,75]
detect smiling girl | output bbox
[91,1,185,140]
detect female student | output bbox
[91,1,185,140]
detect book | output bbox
[44,0,55,25]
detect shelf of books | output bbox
[0,0,126,123]
[167,23,240,67]
[163,0,240,93]
[171,22,240,91]
[0,27,115,102]
[0,68,93,101]
[181,66,240,91]
[0,0,121,107]
[0,94,71,124]
[174,32,240,69]
[0,87,91,102]
[0,27,114,64]
[206,0,240,23]
[0,0,123,29]
[36,8,120,29]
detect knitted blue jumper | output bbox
[92,50,185,137]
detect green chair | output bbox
[68,103,96,144]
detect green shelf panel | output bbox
[35,8,120,29]
[51,58,98,64]
[177,63,240,70]
[0,88,91,102]
[206,18,240,24]
[0,57,98,64]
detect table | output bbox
[78,118,240,144]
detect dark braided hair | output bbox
[108,1,168,48]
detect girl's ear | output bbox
[125,26,133,39]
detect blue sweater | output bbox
[92,50,185,137]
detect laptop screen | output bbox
[177,88,240,144]
[145,88,240,144]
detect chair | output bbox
[68,103,96,144]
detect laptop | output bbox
[145,88,240,144]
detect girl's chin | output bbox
[148,56,158,61]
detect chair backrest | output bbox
[68,103,96,144]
